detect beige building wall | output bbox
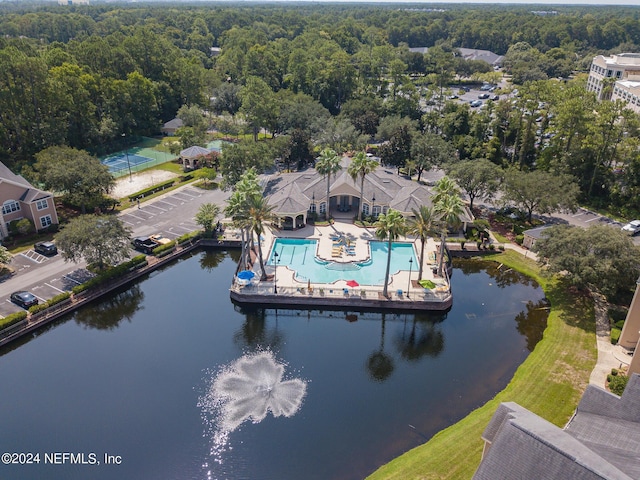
[619,279,640,350]
[587,53,640,103]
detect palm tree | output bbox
[407,206,439,281]
[225,192,251,271]
[245,194,277,281]
[315,148,342,220]
[374,209,407,298]
[195,203,220,235]
[348,151,379,222]
[434,193,464,277]
[224,169,261,271]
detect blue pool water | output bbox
[268,238,417,285]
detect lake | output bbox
[0,250,547,480]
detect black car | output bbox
[10,291,39,309]
[478,93,490,99]
[34,241,58,256]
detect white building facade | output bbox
[587,53,640,113]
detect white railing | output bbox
[231,281,450,302]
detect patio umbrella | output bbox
[237,270,255,280]
[346,280,359,288]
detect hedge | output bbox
[29,292,71,314]
[72,256,150,294]
[152,241,176,256]
[176,231,202,245]
[128,179,175,201]
[0,311,27,330]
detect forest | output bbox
[1,2,640,215]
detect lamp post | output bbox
[121,133,132,182]
[372,194,376,219]
[273,251,279,294]
[407,257,413,298]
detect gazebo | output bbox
[180,145,212,170]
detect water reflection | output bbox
[74,285,144,330]
[233,306,284,351]
[395,315,445,361]
[515,299,550,351]
[367,313,394,382]
[454,258,537,288]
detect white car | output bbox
[621,220,640,235]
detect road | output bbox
[0,183,230,318]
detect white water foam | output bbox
[198,351,307,468]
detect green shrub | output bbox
[608,374,629,396]
[515,234,524,245]
[152,241,176,256]
[614,320,626,329]
[176,231,202,245]
[0,310,28,330]
[611,327,621,344]
[29,291,72,314]
[128,179,175,201]
[71,257,150,294]
[610,368,619,376]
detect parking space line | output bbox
[173,225,193,232]
[571,212,585,217]
[585,216,600,223]
[63,275,83,285]
[156,200,177,207]
[127,212,152,220]
[178,191,196,198]
[146,204,167,212]
[45,283,65,293]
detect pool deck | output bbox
[230,221,452,311]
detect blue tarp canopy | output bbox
[237,270,255,280]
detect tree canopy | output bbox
[55,215,132,270]
[33,146,115,213]
[533,224,640,298]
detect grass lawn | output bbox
[367,250,597,480]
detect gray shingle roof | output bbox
[264,159,473,223]
[474,374,640,480]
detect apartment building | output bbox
[0,162,59,240]
[587,53,640,113]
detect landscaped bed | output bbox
[367,249,597,480]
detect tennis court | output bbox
[101,145,176,178]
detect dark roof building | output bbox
[474,374,640,480]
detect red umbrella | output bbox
[346,280,359,288]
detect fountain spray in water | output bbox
[199,351,307,466]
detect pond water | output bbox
[0,251,548,480]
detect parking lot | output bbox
[0,182,229,317]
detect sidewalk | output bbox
[489,233,628,388]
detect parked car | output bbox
[491,95,500,101]
[10,291,38,309]
[448,94,459,99]
[480,84,493,91]
[470,100,483,108]
[621,220,640,235]
[34,241,58,256]
[478,93,490,99]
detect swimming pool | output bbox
[268,238,417,285]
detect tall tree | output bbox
[33,146,115,213]
[315,148,342,220]
[446,159,503,211]
[502,169,579,223]
[348,151,379,222]
[56,215,131,270]
[410,132,455,182]
[533,224,640,299]
[374,209,407,298]
[407,206,439,281]
[240,76,278,141]
[245,195,277,281]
